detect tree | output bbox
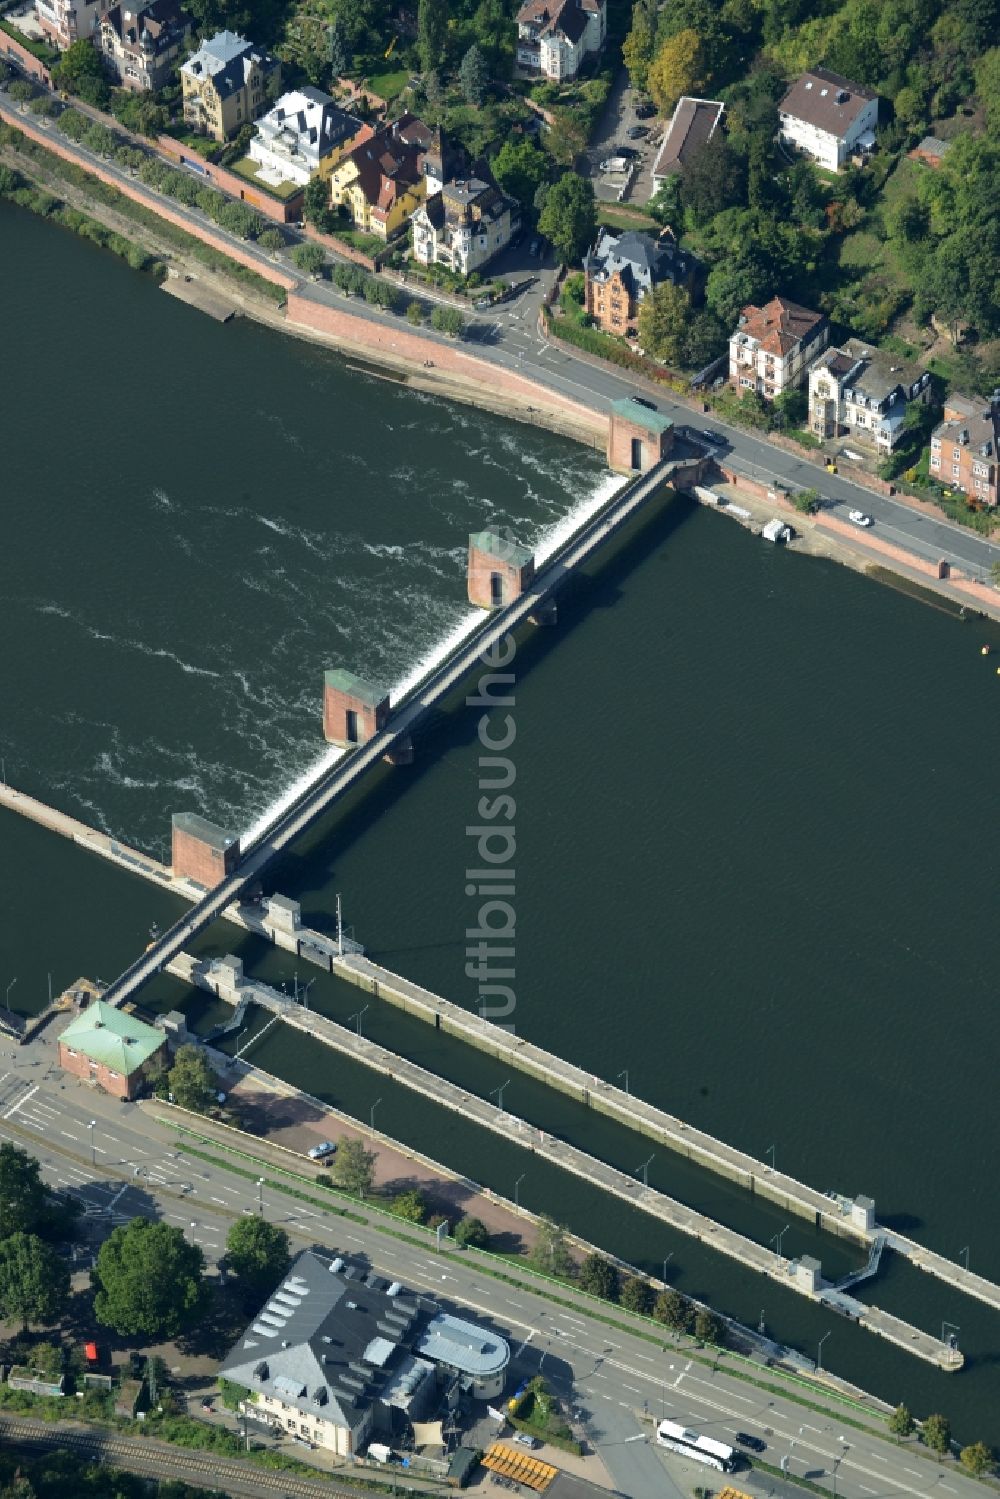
[82,123,116,157]
[7,80,35,102]
[529,1216,575,1277]
[292,243,327,278]
[0,1144,49,1239]
[960,1442,994,1476]
[303,173,331,228]
[681,132,745,226]
[431,305,466,337]
[458,44,489,106]
[168,1044,217,1113]
[492,139,548,211]
[94,1220,206,1339]
[647,30,706,116]
[545,111,588,168]
[637,282,689,364]
[682,309,726,368]
[620,1276,654,1315]
[975,49,1000,138]
[454,1215,490,1249]
[922,1413,952,1455]
[330,1136,377,1197]
[225,1218,290,1300]
[705,257,770,328]
[391,1189,427,1223]
[538,174,595,265]
[0,165,20,195]
[0,1234,69,1330]
[418,0,448,74]
[693,1307,725,1344]
[793,487,820,513]
[654,1287,694,1330]
[623,0,657,91]
[991,561,1000,589]
[258,228,285,253]
[327,17,349,78]
[579,1253,620,1301]
[54,38,108,104]
[406,299,424,324]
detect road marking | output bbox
[870,1454,887,1463]
[3,1084,38,1120]
[60,1131,77,1141]
[210,1197,226,1205]
[623,1384,642,1394]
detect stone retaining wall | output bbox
[156,133,303,223]
[0,28,52,86]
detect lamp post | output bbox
[817,1330,832,1372]
[491,1079,512,1114]
[770,1224,791,1261]
[257,1177,265,1216]
[370,1098,382,1131]
[959,1245,970,1272]
[514,1173,526,1210]
[765,1143,776,1170]
[617,1069,629,1096]
[347,1005,368,1036]
[88,1119,96,1167]
[4,977,16,1008]
[636,1155,654,1188]
[662,1253,674,1282]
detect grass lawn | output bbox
[598,205,658,232]
[361,65,409,100]
[227,154,300,202]
[163,127,216,159]
[0,15,58,63]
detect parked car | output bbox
[599,156,629,173]
[848,509,874,527]
[308,1140,337,1160]
[700,429,723,446]
[474,298,492,310]
[627,125,648,139]
[635,99,656,118]
[736,1432,766,1452]
[528,237,541,257]
[201,1399,214,1413]
[512,1433,539,1449]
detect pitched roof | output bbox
[779,68,877,138]
[219,1251,422,1434]
[652,97,724,178]
[255,88,362,165]
[932,398,999,461]
[734,296,826,356]
[342,118,428,210]
[182,29,275,101]
[101,0,186,47]
[516,0,600,44]
[60,1000,164,1075]
[584,227,693,296]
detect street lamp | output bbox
[257,1177,265,1216]
[817,1331,832,1372]
[514,1173,526,1210]
[942,1321,960,1350]
[617,1069,629,1095]
[662,1253,674,1282]
[370,1098,382,1131]
[491,1079,512,1114]
[635,1155,654,1188]
[770,1224,791,1261]
[4,977,17,1008]
[88,1119,96,1167]
[959,1245,970,1272]
[347,1005,368,1036]
[765,1143,776,1170]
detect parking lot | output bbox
[583,67,661,207]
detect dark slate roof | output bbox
[102,0,186,47]
[182,29,276,102]
[584,228,693,296]
[219,1251,421,1435]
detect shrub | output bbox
[292,242,326,276]
[258,227,285,252]
[406,298,424,324]
[28,95,56,116]
[56,109,89,142]
[453,1215,490,1249]
[7,80,35,102]
[389,1189,427,1224]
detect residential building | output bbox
[778,67,878,172]
[411,133,518,277]
[218,1250,510,1456]
[58,999,167,1100]
[650,97,725,192]
[729,296,829,400]
[515,0,606,82]
[249,87,366,187]
[35,0,113,52]
[95,0,190,93]
[328,113,432,239]
[583,228,697,338]
[928,395,1000,506]
[808,340,932,453]
[181,29,280,143]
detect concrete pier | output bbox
[165,950,961,1373]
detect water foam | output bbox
[241,466,621,849]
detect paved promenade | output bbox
[166,951,961,1372]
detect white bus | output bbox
[656,1419,736,1472]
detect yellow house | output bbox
[329,113,433,239]
[181,29,280,143]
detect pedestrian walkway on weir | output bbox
[165,948,961,1373]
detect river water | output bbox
[4,199,1000,1442]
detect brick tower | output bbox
[607,397,674,473]
[171,813,240,887]
[323,668,390,746]
[467,529,535,609]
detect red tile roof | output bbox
[737,297,825,356]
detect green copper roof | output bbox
[60,1000,164,1075]
[324,668,387,708]
[611,397,674,436]
[468,529,534,568]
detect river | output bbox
[3,198,1000,1444]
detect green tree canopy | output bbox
[620,1276,654,1315]
[0,1233,69,1330]
[922,1413,952,1455]
[458,44,489,106]
[889,1405,915,1438]
[528,1216,575,1277]
[303,174,332,227]
[492,138,548,210]
[94,1220,206,1339]
[53,39,109,105]
[330,1136,378,1196]
[454,1215,490,1248]
[579,1253,620,1301]
[647,29,706,116]
[637,281,690,364]
[0,1144,49,1239]
[168,1045,218,1113]
[225,1217,290,1300]
[391,1189,428,1223]
[693,1307,725,1344]
[654,1287,694,1330]
[959,1442,994,1476]
[292,242,327,277]
[418,0,449,74]
[538,174,596,265]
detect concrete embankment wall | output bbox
[0,105,298,292]
[284,292,607,447]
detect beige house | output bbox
[808,340,932,454]
[35,0,112,52]
[181,29,279,142]
[96,0,190,93]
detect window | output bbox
[952,464,960,477]
[953,448,961,460]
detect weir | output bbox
[164,949,962,1374]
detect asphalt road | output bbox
[0,1043,983,1499]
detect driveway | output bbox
[582,67,658,208]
